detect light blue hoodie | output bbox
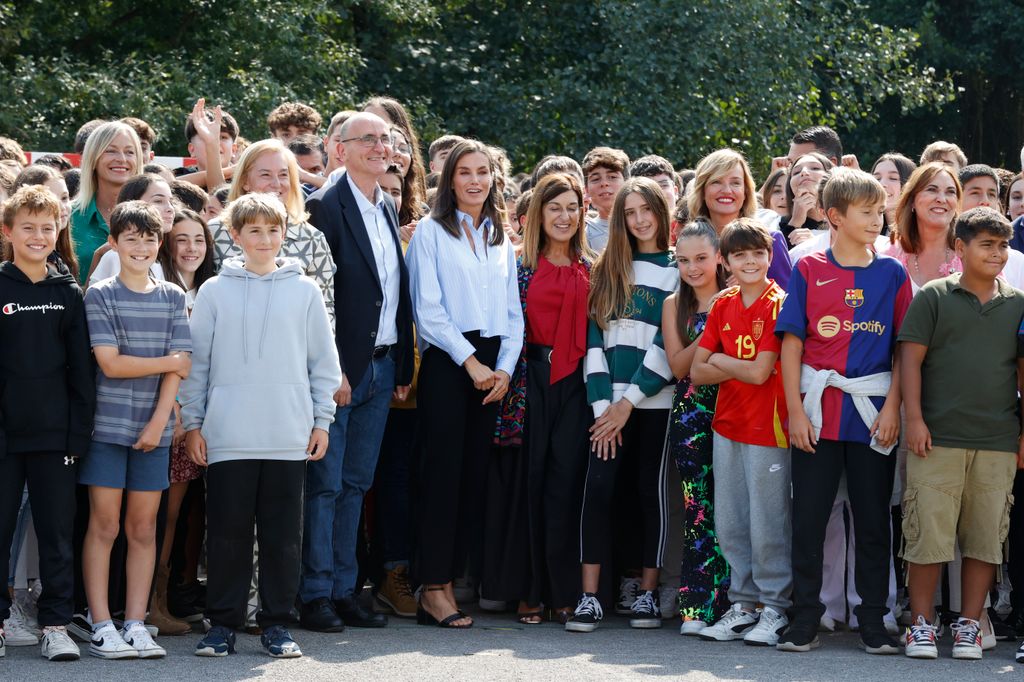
[179,257,341,465]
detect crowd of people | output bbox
[2,95,1024,666]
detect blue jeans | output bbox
[300,353,395,602]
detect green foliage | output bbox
[0,0,434,152]
[0,0,957,177]
[851,0,1024,169]
[371,0,953,174]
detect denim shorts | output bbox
[78,441,170,492]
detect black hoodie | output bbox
[0,262,94,458]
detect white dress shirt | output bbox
[406,210,524,375]
[347,174,399,346]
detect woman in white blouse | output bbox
[406,140,524,628]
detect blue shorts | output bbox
[78,441,170,492]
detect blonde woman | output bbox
[688,149,792,289]
[208,139,336,329]
[70,121,143,284]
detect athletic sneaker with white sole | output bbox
[2,610,39,643]
[565,593,603,633]
[951,617,983,660]
[616,577,640,616]
[699,604,758,641]
[122,622,166,659]
[904,615,938,659]
[743,606,787,646]
[629,590,662,629]
[4,602,40,646]
[0,628,6,658]
[777,620,822,652]
[41,627,80,661]
[261,625,301,658]
[89,622,138,659]
[679,619,707,636]
[195,625,235,657]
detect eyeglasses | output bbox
[340,134,394,148]
[393,143,412,155]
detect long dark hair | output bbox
[362,97,428,226]
[431,140,505,246]
[390,126,425,225]
[674,220,727,346]
[158,209,216,294]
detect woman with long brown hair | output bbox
[406,140,523,628]
[566,177,677,633]
[491,173,595,624]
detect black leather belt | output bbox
[372,344,392,358]
[525,343,554,363]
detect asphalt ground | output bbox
[2,606,1022,681]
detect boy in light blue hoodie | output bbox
[179,193,341,659]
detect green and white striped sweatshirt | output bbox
[585,250,678,417]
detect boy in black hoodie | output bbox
[0,186,94,661]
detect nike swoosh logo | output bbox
[815,278,838,286]
[769,464,782,472]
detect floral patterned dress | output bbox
[667,311,730,622]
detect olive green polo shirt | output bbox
[70,198,108,285]
[898,273,1024,453]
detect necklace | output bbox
[911,248,952,275]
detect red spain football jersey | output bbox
[699,281,789,448]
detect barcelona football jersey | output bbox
[699,280,789,448]
[775,249,912,445]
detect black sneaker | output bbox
[860,626,899,655]
[776,620,821,652]
[629,590,662,629]
[565,593,603,633]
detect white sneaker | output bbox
[819,614,836,633]
[679,619,707,636]
[88,622,138,660]
[698,603,759,641]
[41,627,80,661]
[743,606,788,646]
[883,612,899,636]
[121,622,166,659]
[616,577,640,615]
[903,615,938,659]
[4,602,40,645]
[951,617,983,660]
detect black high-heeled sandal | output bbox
[416,585,473,629]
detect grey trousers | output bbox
[712,433,792,611]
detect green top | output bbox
[70,197,108,285]
[898,273,1024,453]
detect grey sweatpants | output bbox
[712,433,792,611]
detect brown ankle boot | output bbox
[147,566,192,636]
[376,565,417,618]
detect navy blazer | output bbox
[306,173,414,388]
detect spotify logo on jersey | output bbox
[817,315,841,338]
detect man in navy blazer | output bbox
[300,112,413,631]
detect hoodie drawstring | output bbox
[258,269,279,359]
[242,274,250,363]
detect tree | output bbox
[367,0,953,173]
[851,0,1024,170]
[0,0,434,153]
